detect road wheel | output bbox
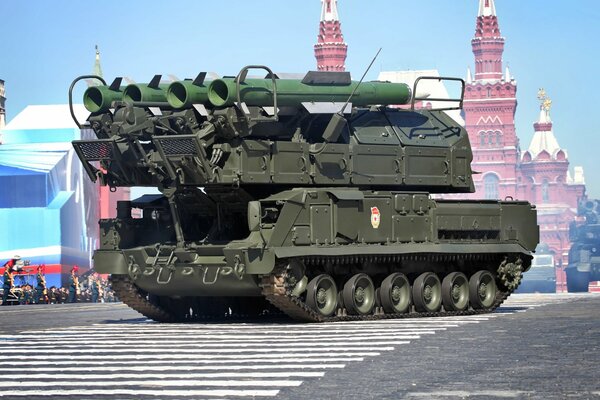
[469,270,497,309]
[306,275,338,317]
[380,273,411,314]
[412,272,442,313]
[442,272,469,311]
[343,273,376,315]
[566,269,590,293]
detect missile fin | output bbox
[148,74,162,89]
[193,72,207,86]
[109,77,123,91]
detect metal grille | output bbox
[156,137,197,156]
[75,141,114,161]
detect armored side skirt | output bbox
[94,190,539,297]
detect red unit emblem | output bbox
[371,207,381,229]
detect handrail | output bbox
[411,76,465,111]
[235,65,278,122]
[68,75,106,128]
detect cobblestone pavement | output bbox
[0,293,598,399]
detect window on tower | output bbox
[542,179,550,203]
[484,174,500,199]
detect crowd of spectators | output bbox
[2,277,118,305]
[1,256,119,306]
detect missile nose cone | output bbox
[414,90,431,100]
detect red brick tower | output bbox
[314,0,347,72]
[462,1,587,290]
[463,0,519,200]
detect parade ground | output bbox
[0,293,598,399]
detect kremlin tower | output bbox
[314,0,347,71]
[462,0,586,287]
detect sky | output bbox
[1,0,599,196]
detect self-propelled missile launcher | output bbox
[567,199,600,292]
[69,66,539,322]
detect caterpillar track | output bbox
[111,252,523,323]
[111,275,180,323]
[111,274,282,323]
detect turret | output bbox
[70,67,473,194]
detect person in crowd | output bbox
[105,289,115,303]
[2,258,15,305]
[35,264,47,304]
[68,266,80,303]
[20,285,33,305]
[60,287,69,303]
[91,274,101,303]
[55,287,63,303]
[48,286,57,304]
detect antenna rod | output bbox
[340,47,382,113]
[321,48,383,144]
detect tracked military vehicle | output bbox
[69,66,539,322]
[567,199,600,292]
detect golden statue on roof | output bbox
[537,88,552,112]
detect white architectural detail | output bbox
[320,0,339,22]
[573,166,585,184]
[538,107,551,124]
[527,107,563,159]
[505,66,512,82]
[478,0,497,17]
[476,115,503,125]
